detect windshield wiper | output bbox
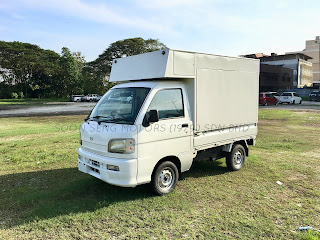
[84,115,106,122]
[97,117,129,124]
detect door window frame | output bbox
[147,88,185,121]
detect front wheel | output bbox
[151,161,179,196]
[226,144,246,171]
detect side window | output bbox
[147,89,184,119]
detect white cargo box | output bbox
[110,49,259,132]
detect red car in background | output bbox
[259,92,278,106]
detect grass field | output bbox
[0,110,319,239]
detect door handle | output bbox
[181,123,188,128]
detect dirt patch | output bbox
[258,119,286,126]
[287,173,308,181]
[292,109,320,113]
[301,149,320,159]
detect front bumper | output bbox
[78,147,138,187]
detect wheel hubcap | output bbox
[233,150,243,166]
[158,167,175,190]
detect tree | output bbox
[0,41,61,98]
[59,47,85,96]
[0,38,166,99]
[85,37,167,92]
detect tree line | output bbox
[0,38,166,99]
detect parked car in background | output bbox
[95,95,102,102]
[259,92,278,106]
[70,95,84,102]
[280,92,302,104]
[268,92,280,102]
[83,94,101,102]
[309,91,320,102]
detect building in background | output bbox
[287,36,320,88]
[243,53,313,88]
[259,63,293,92]
[259,53,313,88]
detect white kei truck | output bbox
[78,49,259,195]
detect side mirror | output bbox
[142,110,159,127]
[149,110,159,123]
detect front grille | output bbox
[89,159,100,167]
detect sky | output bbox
[0,0,319,62]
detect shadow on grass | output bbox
[182,159,229,179]
[0,160,228,227]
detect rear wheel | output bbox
[299,100,302,104]
[151,161,179,196]
[226,144,246,171]
[292,100,295,104]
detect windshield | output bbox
[89,87,150,124]
[282,93,292,96]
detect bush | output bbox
[11,92,18,99]
[19,92,24,99]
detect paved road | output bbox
[0,102,96,117]
[1,101,320,118]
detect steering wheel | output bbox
[111,110,124,119]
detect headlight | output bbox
[108,139,135,154]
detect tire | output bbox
[292,100,295,104]
[226,144,246,171]
[264,100,268,106]
[299,100,302,104]
[151,161,179,196]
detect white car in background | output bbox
[83,94,99,102]
[280,92,302,104]
[70,95,84,102]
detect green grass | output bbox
[0,110,319,239]
[302,96,309,101]
[0,98,69,105]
